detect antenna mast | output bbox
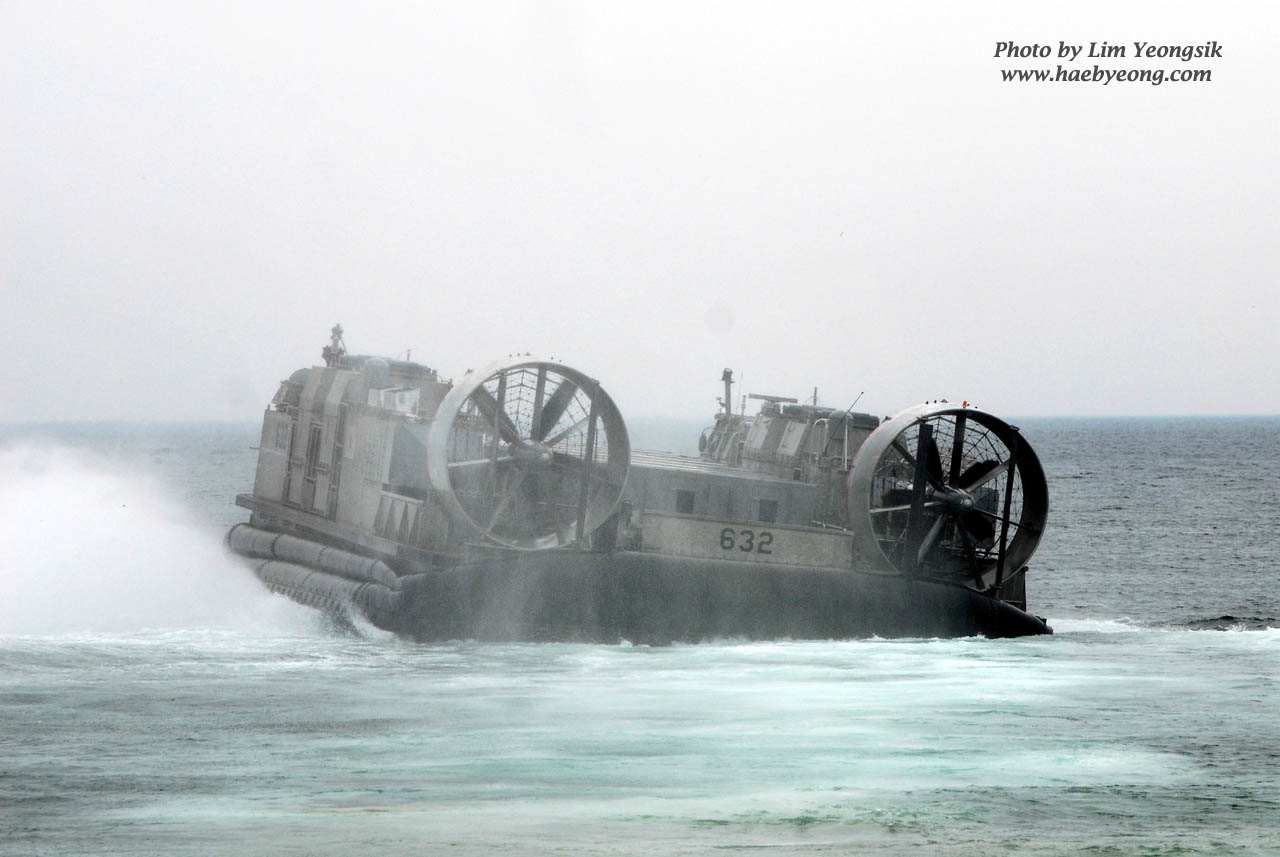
[322,323,346,366]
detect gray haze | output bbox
[3,1,1276,422]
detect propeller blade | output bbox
[891,439,916,468]
[535,380,579,441]
[959,459,1001,491]
[550,452,621,490]
[543,415,591,448]
[915,514,947,566]
[948,413,967,485]
[484,470,528,533]
[470,387,521,445]
[530,366,548,436]
[956,522,985,588]
[870,501,944,515]
[902,422,934,572]
[925,433,944,486]
[881,488,915,507]
[448,455,515,469]
[958,508,996,544]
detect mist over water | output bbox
[1,419,1278,856]
[0,439,313,635]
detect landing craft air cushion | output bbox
[229,326,1051,640]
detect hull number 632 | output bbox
[719,527,773,555]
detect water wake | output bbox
[0,442,315,636]
[1180,614,1279,631]
[1051,615,1280,635]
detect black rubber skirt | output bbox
[385,551,1051,643]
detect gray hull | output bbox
[230,527,1050,642]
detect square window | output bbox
[676,489,696,514]
[757,499,778,523]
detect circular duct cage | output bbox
[427,359,630,550]
[847,404,1048,587]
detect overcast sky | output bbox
[3,1,1275,422]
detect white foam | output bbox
[0,442,315,635]
[1044,616,1146,634]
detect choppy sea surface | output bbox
[1,418,1277,856]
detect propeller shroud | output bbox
[846,404,1048,588]
[426,359,630,550]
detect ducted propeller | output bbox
[847,404,1048,590]
[426,359,630,550]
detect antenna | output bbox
[322,323,346,366]
[819,392,866,463]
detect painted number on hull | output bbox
[719,528,773,555]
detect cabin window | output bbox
[757,498,778,523]
[304,424,323,478]
[675,489,696,514]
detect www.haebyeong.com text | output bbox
[993,40,1220,85]
[1001,65,1210,85]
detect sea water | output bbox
[1,419,1277,856]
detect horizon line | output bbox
[4,412,1280,428]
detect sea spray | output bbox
[0,442,313,635]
